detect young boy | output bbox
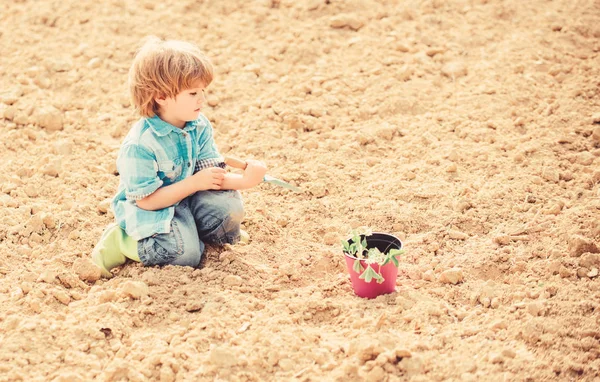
[92,36,267,277]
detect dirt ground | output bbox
[1,0,600,381]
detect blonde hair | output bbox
[129,36,214,117]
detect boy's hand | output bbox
[193,167,226,190]
[243,159,267,188]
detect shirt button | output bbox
[188,162,191,168]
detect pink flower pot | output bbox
[343,233,402,299]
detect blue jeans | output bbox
[137,190,244,268]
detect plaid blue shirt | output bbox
[111,114,225,240]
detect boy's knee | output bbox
[173,247,203,268]
[139,224,204,268]
[209,191,244,225]
[227,194,244,224]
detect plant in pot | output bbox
[342,229,405,299]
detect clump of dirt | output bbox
[1,0,599,380]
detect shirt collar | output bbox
[147,115,200,137]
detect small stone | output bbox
[243,63,261,74]
[422,270,435,281]
[209,347,238,367]
[448,230,468,240]
[489,353,504,364]
[11,287,24,300]
[426,47,446,57]
[577,267,589,278]
[14,112,29,125]
[541,168,560,183]
[375,127,395,141]
[219,251,234,265]
[309,183,327,198]
[34,77,52,89]
[185,301,204,313]
[98,290,118,303]
[491,320,508,330]
[588,268,598,278]
[353,341,384,362]
[330,14,364,31]
[405,171,416,180]
[57,272,85,289]
[38,270,57,284]
[561,172,575,182]
[30,299,42,313]
[87,58,102,68]
[42,162,60,177]
[52,372,84,382]
[568,235,599,257]
[592,127,600,143]
[3,105,16,120]
[502,349,516,359]
[592,113,600,124]
[399,356,423,375]
[207,97,219,107]
[439,268,464,284]
[25,185,40,198]
[279,263,295,277]
[303,140,318,150]
[455,200,472,213]
[558,135,574,144]
[578,152,595,166]
[53,289,71,305]
[421,131,438,145]
[223,275,243,287]
[490,298,500,309]
[98,199,111,214]
[278,358,295,371]
[407,268,422,280]
[394,349,412,358]
[35,105,64,132]
[381,38,403,52]
[50,58,73,72]
[72,258,101,282]
[276,218,288,227]
[441,62,468,78]
[20,282,32,295]
[1,92,19,105]
[559,266,574,278]
[54,140,73,155]
[527,301,545,316]
[309,108,325,118]
[446,163,457,173]
[119,281,149,299]
[141,270,160,286]
[493,235,510,245]
[365,366,385,382]
[480,297,491,308]
[110,126,122,139]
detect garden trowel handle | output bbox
[223,156,248,170]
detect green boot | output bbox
[92,223,140,278]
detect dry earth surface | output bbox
[1,0,600,381]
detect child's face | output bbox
[157,79,207,128]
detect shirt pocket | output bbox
[157,158,183,182]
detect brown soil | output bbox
[1,0,600,381]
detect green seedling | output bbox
[342,229,405,284]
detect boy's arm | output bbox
[136,167,226,211]
[138,162,266,210]
[220,159,267,190]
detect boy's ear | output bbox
[154,93,168,106]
